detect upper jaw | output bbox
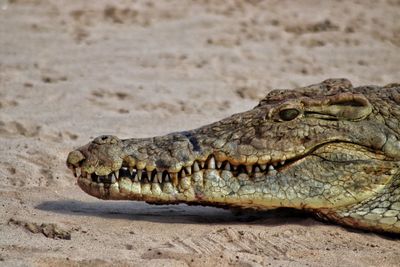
[67,135,125,177]
[67,132,303,191]
[66,110,398,194]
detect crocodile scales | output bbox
[67,79,400,233]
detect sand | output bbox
[0,0,400,266]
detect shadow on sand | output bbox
[36,200,400,239]
[36,199,315,226]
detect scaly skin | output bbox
[67,79,400,233]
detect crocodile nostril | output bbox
[93,135,120,145]
[67,150,85,167]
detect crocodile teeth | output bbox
[132,172,138,182]
[200,161,205,169]
[246,165,252,173]
[156,172,163,183]
[254,166,261,173]
[181,169,186,178]
[111,173,117,183]
[224,162,231,171]
[268,165,277,175]
[269,165,275,171]
[185,166,192,175]
[114,170,119,179]
[147,171,153,182]
[280,160,285,165]
[259,164,267,171]
[217,161,222,169]
[193,162,200,172]
[76,168,81,178]
[137,169,142,180]
[129,167,134,175]
[208,156,216,169]
[72,168,77,177]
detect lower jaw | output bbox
[77,174,201,203]
[77,169,289,209]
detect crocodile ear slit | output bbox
[304,93,372,121]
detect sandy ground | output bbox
[0,0,400,266]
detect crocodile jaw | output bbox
[70,140,398,211]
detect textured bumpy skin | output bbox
[67,79,400,233]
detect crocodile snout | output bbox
[67,150,85,167]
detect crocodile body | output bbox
[67,79,400,233]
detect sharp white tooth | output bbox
[114,170,119,179]
[217,161,222,169]
[133,173,139,182]
[193,162,200,172]
[232,165,237,171]
[137,169,142,180]
[224,162,231,171]
[208,156,216,169]
[246,165,252,173]
[259,164,267,171]
[269,165,275,171]
[147,171,153,182]
[111,173,117,183]
[129,167,134,175]
[156,172,162,183]
[181,169,186,178]
[281,160,285,165]
[254,166,261,173]
[185,166,192,175]
[268,165,277,175]
[72,168,77,177]
[122,166,128,171]
[76,168,81,177]
[200,161,205,169]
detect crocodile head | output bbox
[67,79,400,231]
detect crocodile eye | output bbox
[279,108,300,121]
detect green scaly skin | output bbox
[67,79,400,233]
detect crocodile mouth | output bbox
[77,156,290,182]
[72,152,300,199]
[70,140,386,200]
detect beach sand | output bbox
[1,0,400,266]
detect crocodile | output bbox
[67,79,400,234]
